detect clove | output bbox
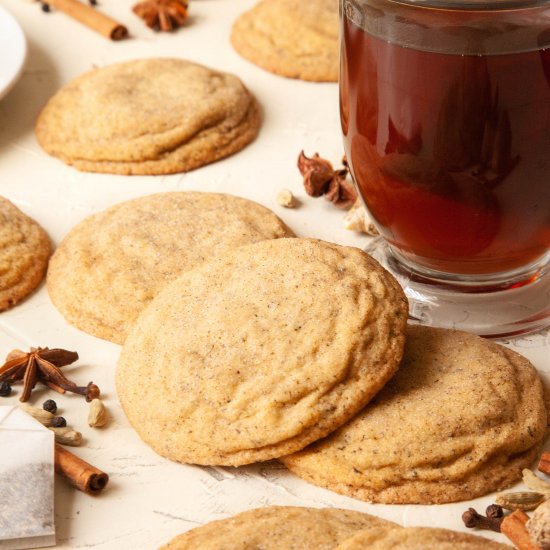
[462,507,503,532]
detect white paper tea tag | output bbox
[0,406,55,549]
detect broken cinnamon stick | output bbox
[500,510,541,550]
[54,443,109,495]
[538,451,550,475]
[46,0,128,40]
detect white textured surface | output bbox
[0,1,548,548]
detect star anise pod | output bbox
[133,0,189,32]
[0,347,100,403]
[297,151,358,209]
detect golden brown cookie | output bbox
[335,526,512,549]
[159,506,398,550]
[47,192,294,344]
[0,197,51,311]
[231,0,338,82]
[35,58,260,175]
[117,238,408,466]
[282,325,547,504]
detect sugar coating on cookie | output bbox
[47,192,294,344]
[335,526,512,549]
[0,197,51,311]
[282,325,548,504]
[159,506,398,550]
[231,0,338,82]
[117,238,408,466]
[35,58,260,175]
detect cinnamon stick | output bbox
[538,451,550,475]
[46,0,128,40]
[54,443,109,495]
[500,510,541,550]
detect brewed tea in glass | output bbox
[341,0,550,336]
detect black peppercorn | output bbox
[43,399,57,414]
[89,0,97,5]
[51,416,67,428]
[0,381,12,397]
[41,2,51,12]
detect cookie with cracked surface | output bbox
[0,197,51,311]
[335,525,512,549]
[35,58,260,175]
[231,0,338,82]
[117,238,408,465]
[159,506,398,550]
[282,325,548,504]
[47,192,294,344]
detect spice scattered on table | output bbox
[20,403,55,426]
[54,443,109,495]
[88,398,109,428]
[496,492,547,511]
[539,452,550,476]
[0,347,100,403]
[42,399,57,414]
[51,416,67,428]
[37,0,128,40]
[343,198,379,235]
[501,510,541,550]
[50,426,82,446]
[0,381,11,397]
[297,151,357,209]
[276,189,296,208]
[461,507,503,532]
[133,0,189,32]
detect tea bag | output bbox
[0,405,55,549]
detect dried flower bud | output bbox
[50,426,82,446]
[88,398,109,428]
[297,151,334,197]
[486,504,504,518]
[324,172,358,209]
[85,382,101,402]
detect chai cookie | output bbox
[159,506,398,550]
[35,58,260,175]
[335,526,512,549]
[282,325,548,504]
[231,0,338,82]
[117,238,408,466]
[47,192,294,344]
[0,197,51,311]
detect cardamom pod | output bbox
[496,491,547,511]
[276,189,296,208]
[522,469,550,496]
[20,403,54,426]
[88,398,108,428]
[50,426,82,446]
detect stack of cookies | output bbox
[45,190,547,511]
[105,207,543,504]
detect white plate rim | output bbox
[0,5,27,101]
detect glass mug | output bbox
[340,0,550,335]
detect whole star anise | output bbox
[133,0,189,32]
[297,151,358,209]
[0,348,100,403]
